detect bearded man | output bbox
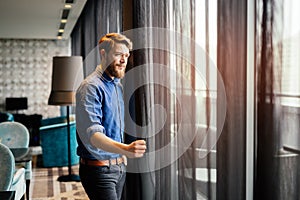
[76,33,147,200]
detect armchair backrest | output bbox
[0,143,15,190]
[0,121,29,148]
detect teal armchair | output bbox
[0,143,26,200]
[0,121,31,200]
[39,116,79,167]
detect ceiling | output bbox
[0,0,87,40]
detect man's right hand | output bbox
[90,132,147,158]
[125,140,147,158]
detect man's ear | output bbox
[100,49,106,59]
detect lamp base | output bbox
[57,174,81,182]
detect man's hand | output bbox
[125,140,147,158]
[90,132,147,158]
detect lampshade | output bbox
[48,56,84,105]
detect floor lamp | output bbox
[48,56,83,182]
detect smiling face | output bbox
[102,43,130,79]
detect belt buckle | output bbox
[106,157,124,166]
[117,157,121,165]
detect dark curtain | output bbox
[71,0,122,77]
[125,1,173,199]
[255,0,300,199]
[124,0,217,199]
[216,0,247,199]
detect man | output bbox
[76,33,147,200]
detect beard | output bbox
[105,63,126,79]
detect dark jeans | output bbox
[79,162,126,200]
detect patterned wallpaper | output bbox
[0,39,71,118]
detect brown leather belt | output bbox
[80,157,124,167]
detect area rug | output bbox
[30,165,89,200]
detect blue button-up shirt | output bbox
[76,66,124,160]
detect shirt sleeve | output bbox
[76,81,106,142]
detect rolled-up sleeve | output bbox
[76,81,105,142]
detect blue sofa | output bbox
[39,116,79,167]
